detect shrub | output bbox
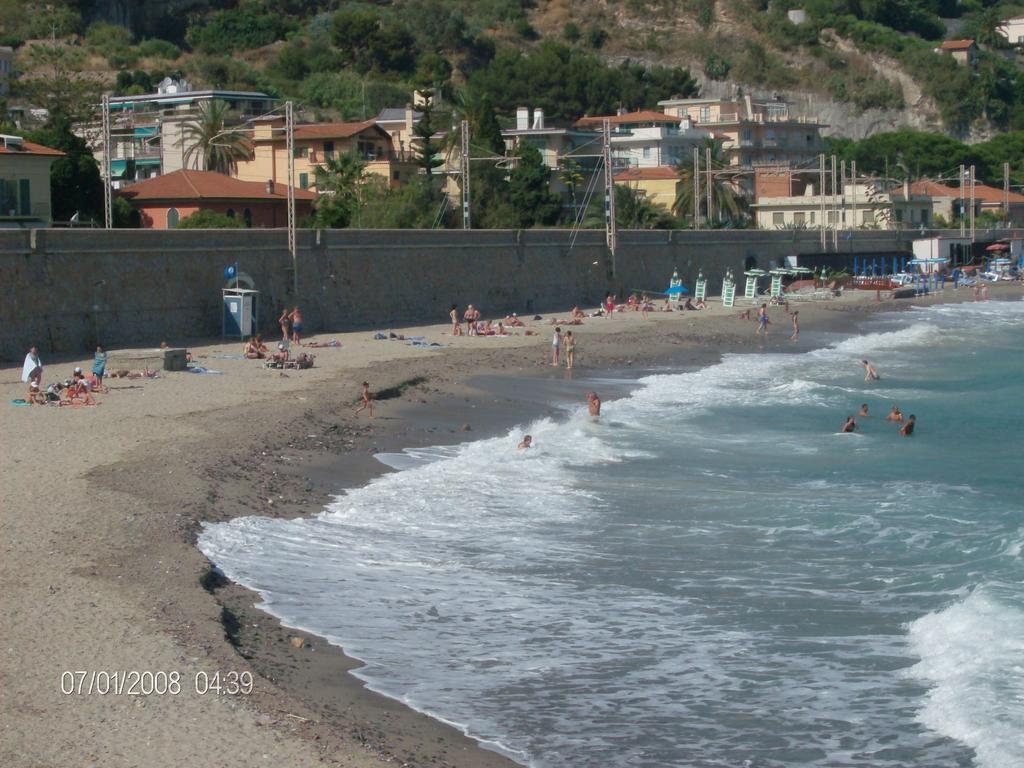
[704,53,731,80]
[187,1,298,54]
[514,17,538,40]
[137,38,181,60]
[586,26,608,49]
[177,209,245,229]
[563,22,581,42]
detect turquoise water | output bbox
[200,299,1024,767]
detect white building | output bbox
[753,180,934,230]
[999,16,1024,45]
[78,78,274,189]
[574,110,711,169]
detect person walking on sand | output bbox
[551,326,563,366]
[564,330,576,369]
[450,304,462,336]
[899,414,916,436]
[790,311,799,341]
[604,293,615,318]
[756,303,769,336]
[353,381,374,417]
[862,359,880,381]
[841,415,858,433]
[21,346,42,384]
[587,391,601,417]
[289,307,303,345]
[517,435,533,450]
[278,308,292,342]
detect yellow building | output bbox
[0,135,63,226]
[613,166,681,212]
[657,96,823,169]
[233,119,418,192]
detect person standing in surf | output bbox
[790,311,799,341]
[587,391,601,417]
[756,303,769,336]
[564,330,576,369]
[862,360,880,381]
[551,327,563,366]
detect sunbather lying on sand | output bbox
[505,313,525,327]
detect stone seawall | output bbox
[0,226,966,361]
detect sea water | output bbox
[199,299,1024,768]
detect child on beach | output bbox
[27,380,45,405]
[756,304,769,335]
[92,346,108,388]
[564,331,576,369]
[604,293,615,317]
[587,391,601,417]
[450,304,462,336]
[551,327,563,366]
[354,381,374,417]
[289,307,303,345]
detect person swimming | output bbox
[841,415,857,433]
[886,405,903,423]
[858,403,869,417]
[899,415,916,436]
[517,435,532,450]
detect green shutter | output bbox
[299,173,309,189]
[19,179,30,216]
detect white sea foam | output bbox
[905,590,1024,768]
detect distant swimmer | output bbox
[862,359,880,381]
[842,415,858,433]
[886,405,903,423]
[899,415,916,436]
[518,435,533,450]
[858,403,869,417]
[587,391,601,417]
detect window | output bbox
[243,208,252,227]
[323,141,334,159]
[773,212,785,226]
[299,172,309,189]
[699,107,710,122]
[809,211,815,224]
[827,211,836,224]
[742,129,752,141]
[167,207,179,228]
[793,212,805,225]
[894,209,904,223]
[861,210,872,225]
[293,146,308,158]
[921,210,929,226]
[226,208,236,219]
[18,179,30,215]
[393,171,400,181]
[642,146,651,159]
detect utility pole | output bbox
[460,120,471,230]
[602,118,617,272]
[960,164,966,239]
[705,145,712,227]
[692,147,700,229]
[102,94,112,229]
[819,154,827,250]
[851,160,857,232]
[831,154,838,249]
[286,100,297,297]
[1004,162,1010,228]
[969,164,976,242]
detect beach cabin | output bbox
[912,237,970,270]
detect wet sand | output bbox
[2,284,1019,767]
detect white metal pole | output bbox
[692,147,700,228]
[960,164,966,239]
[603,118,617,268]
[461,120,471,230]
[831,154,838,249]
[969,164,976,242]
[1004,162,1010,227]
[705,145,712,227]
[851,160,857,231]
[286,100,297,297]
[819,154,826,250]
[102,94,112,228]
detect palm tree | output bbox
[673,138,747,227]
[312,153,366,229]
[182,100,251,175]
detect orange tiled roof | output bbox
[0,139,65,157]
[938,39,976,51]
[575,110,681,128]
[293,121,383,140]
[614,166,680,182]
[117,169,316,202]
[905,179,1024,203]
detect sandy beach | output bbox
[2,283,1020,768]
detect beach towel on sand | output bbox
[10,399,29,407]
[186,366,224,375]
[21,352,41,383]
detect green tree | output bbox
[673,139,747,227]
[14,43,102,126]
[181,100,251,175]
[508,142,561,228]
[312,153,366,228]
[26,117,102,223]
[331,9,417,75]
[583,185,675,229]
[412,91,444,184]
[177,209,245,228]
[358,176,449,228]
